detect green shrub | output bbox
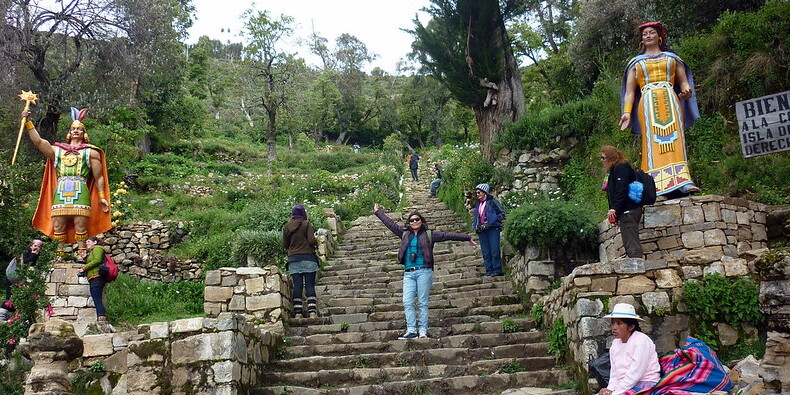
[531,301,545,330]
[105,274,204,324]
[547,317,568,362]
[498,360,525,373]
[681,273,764,326]
[501,318,520,333]
[231,230,287,269]
[504,200,597,252]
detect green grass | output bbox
[105,274,204,325]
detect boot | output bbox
[0,308,8,321]
[293,298,303,318]
[307,296,318,319]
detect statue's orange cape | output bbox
[31,145,112,242]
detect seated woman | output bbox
[598,303,661,395]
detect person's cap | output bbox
[475,183,490,194]
[602,303,644,321]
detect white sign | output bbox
[736,90,790,158]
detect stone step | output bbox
[287,318,537,345]
[269,349,556,373]
[322,293,520,314]
[282,331,545,358]
[253,369,573,395]
[316,279,515,299]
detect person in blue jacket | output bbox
[472,183,506,277]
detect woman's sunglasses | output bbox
[408,218,421,223]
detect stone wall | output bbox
[46,263,103,337]
[539,253,763,394]
[75,314,278,395]
[496,146,572,197]
[204,266,292,335]
[598,195,767,263]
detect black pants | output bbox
[620,207,644,258]
[291,272,317,315]
[410,167,419,181]
[89,276,107,317]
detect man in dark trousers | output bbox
[600,146,643,258]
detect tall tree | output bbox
[241,9,297,161]
[332,34,379,145]
[0,0,193,140]
[412,0,525,161]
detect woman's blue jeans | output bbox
[478,227,503,275]
[88,276,106,317]
[402,268,433,334]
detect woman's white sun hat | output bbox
[602,303,645,322]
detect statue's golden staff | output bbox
[12,90,40,165]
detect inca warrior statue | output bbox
[23,106,112,259]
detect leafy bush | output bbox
[105,274,204,324]
[504,199,597,252]
[531,300,545,331]
[547,317,568,362]
[498,360,525,373]
[231,230,286,269]
[681,273,764,326]
[501,318,520,333]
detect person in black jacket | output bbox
[1,239,43,321]
[283,204,320,319]
[601,146,643,258]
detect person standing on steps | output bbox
[283,204,320,319]
[1,239,43,321]
[373,203,477,339]
[408,151,420,182]
[428,163,442,198]
[78,236,109,324]
[600,146,644,259]
[472,183,506,277]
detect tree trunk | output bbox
[334,130,347,145]
[266,111,277,161]
[472,25,524,162]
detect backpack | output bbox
[98,253,119,283]
[5,256,19,283]
[628,168,657,206]
[588,350,611,388]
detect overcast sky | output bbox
[186,0,431,74]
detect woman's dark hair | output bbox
[87,236,103,245]
[622,318,642,332]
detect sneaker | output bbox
[398,332,418,340]
[418,332,429,339]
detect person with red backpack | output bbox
[78,236,108,323]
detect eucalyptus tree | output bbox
[0,0,193,140]
[412,0,525,161]
[241,9,300,161]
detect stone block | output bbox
[702,203,722,221]
[171,331,239,363]
[579,317,610,338]
[722,257,749,277]
[736,211,751,225]
[67,296,89,308]
[617,276,655,294]
[703,261,725,277]
[576,298,604,317]
[703,229,727,246]
[212,360,241,383]
[246,293,282,312]
[752,223,767,241]
[655,269,683,288]
[229,295,245,311]
[613,258,646,274]
[572,262,614,276]
[683,206,705,224]
[681,231,705,249]
[657,236,681,250]
[717,322,739,346]
[83,334,114,357]
[103,348,128,373]
[680,266,702,280]
[721,209,736,223]
[590,277,617,293]
[573,276,592,287]
[171,317,204,334]
[528,261,556,276]
[245,277,265,294]
[642,291,671,314]
[205,302,222,317]
[205,286,234,303]
[680,246,723,265]
[644,259,668,271]
[149,322,169,339]
[526,276,550,291]
[644,205,682,228]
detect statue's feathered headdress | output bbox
[66,107,90,142]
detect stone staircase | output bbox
[254,165,573,395]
